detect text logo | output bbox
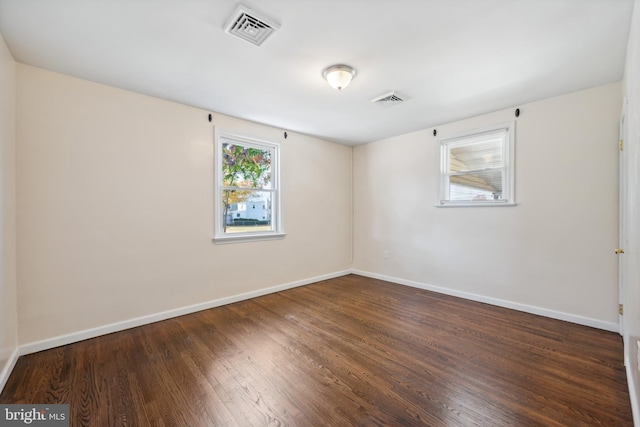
[0,405,69,426]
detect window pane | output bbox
[450,170,503,201]
[449,137,503,173]
[222,190,273,234]
[438,123,513,206]
[222,142,272,189]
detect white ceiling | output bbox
[0,0,634,145]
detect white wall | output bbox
[354,82,621,328]
[16,64,352,345]
[623,0,640,422]
[0,33,18,387]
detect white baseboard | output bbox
[0,347,19,393]
[17,268,619,358]
[7,268,621,395]
[352,269,620,333]
[18,270,352,357]
[626,363,640,427]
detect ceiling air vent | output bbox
[371,91,406,108]
[224,4,280,47]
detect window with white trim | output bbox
[214,132,283,243]
[438,122,515,206]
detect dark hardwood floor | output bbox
[1,274,633,426]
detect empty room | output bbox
[0,0,640,425]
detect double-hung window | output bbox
[438,122,515,206]
[214,132,283,243]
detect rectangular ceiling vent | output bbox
[371,91,406,108]
[224,5,280,47]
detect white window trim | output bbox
[437,121,516,207]
[213,130,285,244]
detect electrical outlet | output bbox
[383,250,390,259]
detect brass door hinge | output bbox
[620,139,624,151]
[619,304,624,315]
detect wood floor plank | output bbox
[0,275,632,426]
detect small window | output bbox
[438,122,515,206]
[214,132,284,243]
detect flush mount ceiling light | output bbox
[322,64,356,91]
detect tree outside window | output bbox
[214,133,283,242]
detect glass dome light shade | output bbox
[323,65,356,91]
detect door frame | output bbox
[619,96,628,338]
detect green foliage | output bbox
[232,218,269,226]
[221,143,272,231]
[222,143,271,188]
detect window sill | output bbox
[435,202,517,208]
[212,232,286,245]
